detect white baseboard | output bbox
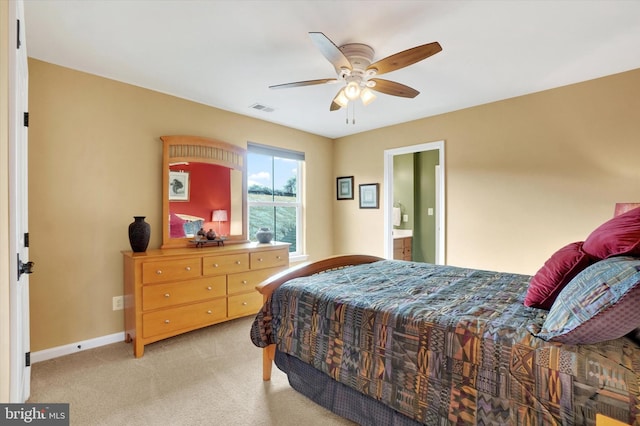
[31,332,126,364]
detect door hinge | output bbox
[24,112,29,127]
[17,253,34,280]
[17,19,21,49]
[25,352,30,367]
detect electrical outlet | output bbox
[112,296,124,311]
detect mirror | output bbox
[161,135,248,248]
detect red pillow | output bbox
[583,207,640,259]
[524,242,596,310]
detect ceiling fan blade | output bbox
[269,78,338,89]
[309,32,352,72]
[330,100,342,111]
[367,42,442,75]
[369,79,420,98]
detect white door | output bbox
[9,0,31,403]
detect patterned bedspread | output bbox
[250,260,640,425]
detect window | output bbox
[247,143,304,256]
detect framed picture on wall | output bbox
[169,171,190,201]
[359,183,379,209]
[336,176,354,200]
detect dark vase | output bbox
[256,227,274,243]
[129,216,150,252]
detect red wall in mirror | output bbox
[169,163,231,237]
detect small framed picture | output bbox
[169,171,190,201]
[359,183,379,209]
[336,176,354,200]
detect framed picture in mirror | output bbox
[169,171,190,201]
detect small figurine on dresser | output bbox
[196,228,206,240]
[206,229,217,240]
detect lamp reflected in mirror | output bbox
[212,209,228,235]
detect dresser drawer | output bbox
[250,248,288,270]
[202,253,249,276]
[142,298,227,338]
[142,258,202,284]
[142,276,226,311]
[228,291,263,318]
[228,268,282,295]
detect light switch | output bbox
[402,214,409,223]
[427,208,434,216]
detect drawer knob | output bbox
[206,286,212,291]
[185,266,191,271]
[164,293,170,298]
[242,302,248,306]
[213,263,219,268]
[276,256,282,260]
[258,258,263,262]
[235,260,241,265]
[207,310,212,314]
[242,280,248,284]
[164,319,170,324]
[156,270,162,275]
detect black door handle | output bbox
[17,254,34,279]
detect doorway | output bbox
[383,141,445,264]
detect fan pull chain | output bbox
[344,102,356,125]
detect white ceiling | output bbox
[23,0,640,139]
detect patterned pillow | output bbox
[533,256,640,344]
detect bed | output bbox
[250,207,640,425]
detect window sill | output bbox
[289,254,309,265]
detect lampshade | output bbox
[360,88,376,106]
[334,89,349,108]
[212,210,228,222]
[614,203,640,217]
[344,81,361,100]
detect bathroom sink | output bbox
[392,229,413,238]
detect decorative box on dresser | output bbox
[123,242,289,357]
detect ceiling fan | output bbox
[270,32,442,111]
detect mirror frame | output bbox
[161,135,248,248]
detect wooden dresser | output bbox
[393,237,413,261]
[123,242,289,357]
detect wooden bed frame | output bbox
[255,254,383,381]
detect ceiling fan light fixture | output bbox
[360,88,376,106]
[334,89,349,108]
[344,81,361,100]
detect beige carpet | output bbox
[28,316,355,426]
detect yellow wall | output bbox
[333,68,640,274]
[28,58,640,353]
[27,59,334,352]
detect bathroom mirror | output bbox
[161,135,248,248]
